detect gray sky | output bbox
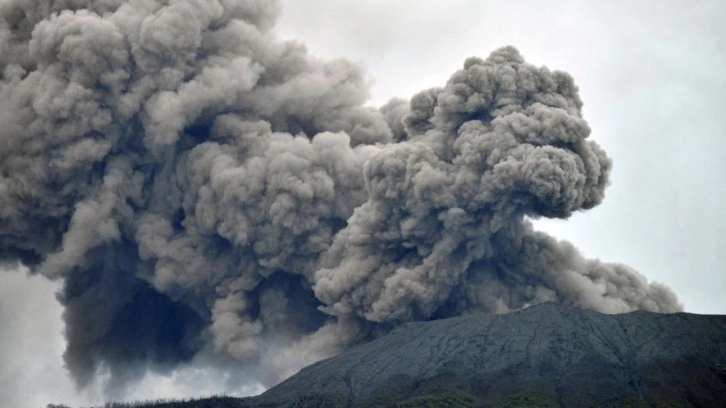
[1,1,725,407]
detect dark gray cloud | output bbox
[0,0,680,398]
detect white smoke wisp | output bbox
[0,0,680,393]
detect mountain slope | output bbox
[250,302,726,407]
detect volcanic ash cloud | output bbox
[0,0,680,390]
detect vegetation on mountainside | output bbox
[45,396,241,408]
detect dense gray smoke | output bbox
[0,0,680,392]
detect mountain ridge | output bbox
[251,301,726,406]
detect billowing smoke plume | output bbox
[0,0,679,392]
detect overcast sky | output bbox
[1,1,725,407]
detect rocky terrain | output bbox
[68,302,726,407]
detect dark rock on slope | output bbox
[78,302,726,407]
